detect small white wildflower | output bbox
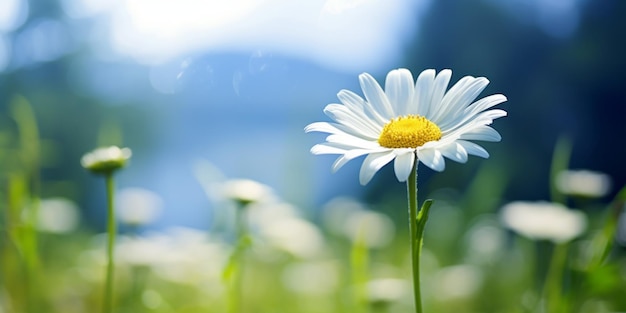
[116,235,170,266]
[367,278,410,304]
[555,169,611,198]
[500,201,587,243]
[220,179,274,206]
[81,146,132,174]
[258,216,325,259]
[321,196,369,236]
[344,210,395,248]
[321,197,395,248]
[464,216,506,264]
[37,197,80,233]
[281,261,340,295]
[116,188,163,226]
[434,265,484,300]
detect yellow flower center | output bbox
[377,115,442,148]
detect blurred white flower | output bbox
[220,179,274,206]
[463,215,506,264]
[85,227,229,286]
[433,264,484,300]
[141,289,163,310]
[321,196,395,248]
[281,261,340,295]
[196,167,324,259]
[150,227,229,285]
[81,146,132,174]
[344,210,395,248]
[500,201,587,243]
[248,201,299,226]
[116,234,170,266]
[367,278,410,304]
[555,169,611,198]
[37,197,80,233]
[116,187,163,226]
[244,199,326,259]
[321,196,369,236]
[257,216,326,259]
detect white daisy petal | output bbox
[359,151,396,185]
[304,122,341,134]
[333,92,385,131]
[331,155,350,173]
[439,94,507,131]
[324,104,381,138]
[312,140,372,153]
[425,69,452,119]
[432,77,489,125]
[326,134,380,150]
[414,69,436,116]
[430,76,489,124]
[393,150,415,182]
[417,149,445,172]
[439,142,469,163]
[429,76,474,122]
[338,89,387,126]
[307,121,380,142]
[459,125,502,142]
[336,89,365,112]
[465,109,508,127]
[442,109,507,136]
[311,144,347,155]
[324,103,379,131]
[464,94,508,117]
[359,72,395,119]
[457,140,490,158]
[385,69,414,116]
[331,149,378,173]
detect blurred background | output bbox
[0,0,624,229]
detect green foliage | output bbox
[0,101,625,313]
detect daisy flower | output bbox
[81,146,132,174]
[305,68,507,185]
[81,145,132,313]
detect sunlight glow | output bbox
[0,0,28,33]
[61,0,114,19]
[107,0,427,71]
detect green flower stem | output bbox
[7,174,41,313]
[130,265,149,312]
[589,186,626,270]
[103,171,116,313]
[549,136,572,205]
[225,205,251,313]
[23,204,39,313]
[350,227,369,312]
[407,164,433,313]
[544,242,568,313]
[25,202,40,312]
[233,206,246,313]
[236,205,248,240]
